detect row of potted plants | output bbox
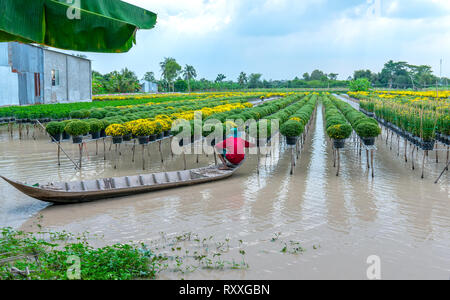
[323,96,353,149]
[330,96,381,146]
[0,92,291,123]
[358,95,449,149]
[280,95,319,145]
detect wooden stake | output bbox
[142,145,146,170]
[103,138,106,161]
[159,140,164,163]
[79,143,83,169]
[404,138,408,163]
[421,150,426,179]
[435,160,450,184]
[57,142,61,166]
[132,140,136,163]
[371,150,375,178]
[336,149,341,177]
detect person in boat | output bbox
[215,128,255,170]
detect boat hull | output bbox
[1,167,238,204]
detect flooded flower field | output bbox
[0,100,448,280]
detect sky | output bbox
[77,0,450,81]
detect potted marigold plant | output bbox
[154,121,164,140]
[88,119,103,140]
[327,124,352,149]
[280,119,304,146]
[133,121,155,145]
[355,122,381,146]
[106,124,128,144]
[65,120,90,144]
[46,121,65,142]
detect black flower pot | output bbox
[123,134,132,142]
[138,136,149,145]
[149,134,157,142]
[112,136,123,144]
[100,129,106,138]
[62,131,70,140]
[164,130,171,137]
[286,136,298,146]
[421,140,435,151]
[157,133,164,140]
[362,137,376,146]
[91,131,100,140]
[50,133,61,142]
[333,139,346,149]
[72,136,83,144]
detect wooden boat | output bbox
[1,166,239,204]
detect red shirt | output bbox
[215,137,252,165]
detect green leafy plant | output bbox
[355,122,381,138]
[64,120,90,137]
[45,122,65,136]
[349,78,371,92]
[281,120,304,137]
[87,119,104,133]
[327,124,352,140]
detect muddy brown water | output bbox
[0,105,449,280]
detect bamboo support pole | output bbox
[114,144,118,170]
[435,161,450,184]
[404,139,408,163]
[36,120,80,170]
[371,150,375,178]
[421,150,427,179]
[366,149,370,169]
[79,143,83,169]
[435,143,439,164]
[290,147,295,175]
[159,140,164,163]
[411,146,416,170]
[103,138,106,161]
[132,140,136,163]
[142,145,146,171]
[57,142,61,166]
[336,150,341,177]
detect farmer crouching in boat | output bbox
[215,128,255,170]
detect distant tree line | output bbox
[92,58,449,94]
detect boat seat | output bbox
[166,172,180,183]
[127,176,142,187]
[111,177,127,189]
[178,170,192,181]
[82,180,99,191]
[140,174,156,186]
[154,173,168,184]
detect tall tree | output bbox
[215,74,226,83]
[248,73,263,89]
[310,70,327,81]
[302,72,310,81]
[143,71,156,82]
[238,72,248,87]
[328,73,339,81]
[182,65,197,92]
[160,57,182,92]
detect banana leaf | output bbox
[0,0,157,53]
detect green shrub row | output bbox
[280,95,318,137]
[330,96,381,138]
[323,96,353,140]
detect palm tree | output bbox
[160,57,181,92]
[182,65,197,92]
[238,72,247,87]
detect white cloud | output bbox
[85,0,450,80]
